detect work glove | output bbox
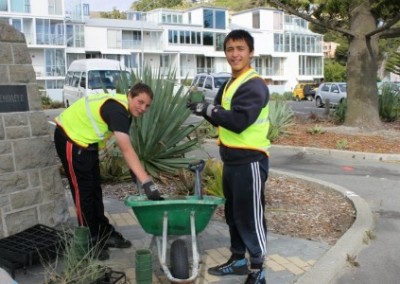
[187,101,211,116]
[142,180,163,201]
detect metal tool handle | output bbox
[188,160,205,199]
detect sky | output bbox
[87,0,134,12]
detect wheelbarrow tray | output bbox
[124,195,225,236]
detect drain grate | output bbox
[0,224,63,278]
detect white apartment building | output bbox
[0,0,324,101]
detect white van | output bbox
[63,59,129,107]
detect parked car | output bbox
[293,83,319,101]
[315,82,347,108]
[190,72,231,103]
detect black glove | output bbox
[142,180,163,200]
[187,101,210,116]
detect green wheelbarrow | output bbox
[124,161,225,283]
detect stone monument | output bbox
[0,22,68,238]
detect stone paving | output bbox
[14,196,330,284]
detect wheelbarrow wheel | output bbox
[170,239,189,280]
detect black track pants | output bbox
[223,157,269,265]
[54,127,111,237]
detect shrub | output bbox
[308,124,325,134]
[268,100,295,142]
[379,88,400,122]
[332,99,347,124]
[100,66,204,180]
[336,139,349,150]
[203,159,224,198]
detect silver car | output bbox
[315,82,347,108]
[191,73,231,103]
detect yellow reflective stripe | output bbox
[85,96,104,140]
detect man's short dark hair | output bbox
[129,82,153,99]
[223,29,254,53]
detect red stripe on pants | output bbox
[66,141,84,226]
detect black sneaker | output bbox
[244,269,266,284]
[104,230,132,248]
[208,257,249,276]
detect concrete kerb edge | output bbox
[270,169,374,284]
[271,145,400,162]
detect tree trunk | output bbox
[345,3,381,129]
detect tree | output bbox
[134,0,183,11]
[324,59,346,82]
[100,8,127,19]
[266,0,400,129]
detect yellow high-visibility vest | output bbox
[218,69,270,154]
[55,93,128,148]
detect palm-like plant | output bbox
[116,66,204,177]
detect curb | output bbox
[271,145,400,163]
[270,169,374,284]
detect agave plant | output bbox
[114,66,204,177]
[268,100,295,142]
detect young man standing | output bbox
[188,29,270,284]
[54,82,162,260]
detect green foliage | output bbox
[332,99,347,124]
[336,139,349,150]
[270,92,293,101]
[385,51,400,76]
[282,91,294,101]
[43,229,106,284]
[99,138,131,183]
[203,159,224,198]
[198,121,218,139]
[119,66,203,177]
[41,95,64,109]
[99,8,127,19]
[267,100,295,142]
[324,59,346,82]
[379,87,400,122]
[134,0,183,11]
[308,124,325,135]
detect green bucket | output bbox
[73,226,90,259]
[135,249,152,284]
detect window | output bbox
[125,53,138,68]
[204,9,226,29]
[48,0,62,15]
[107,29,121,48]
[45,49,65,76]
[11,19,22,31]
[204,9,213,28]
[299,56,322,75]
[215,33,225,51]
[215,11,225,29]
[274,33,284,52]
[122,31,141,49]
[0,0,7,11]
[66,24,84,48]
[168,30,178,44]
[204,77,212,89]
[203,32,213,46]
[252,11,260,29]
[11,0,30,13]
[273,12,283,30]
